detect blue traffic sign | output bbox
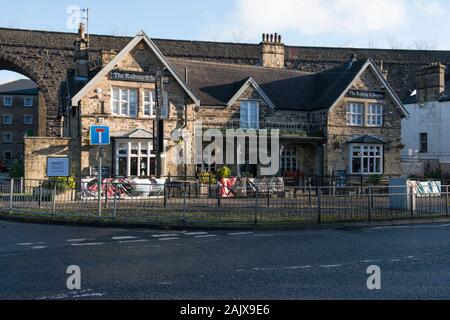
[90,126,110,146]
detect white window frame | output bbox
[366,104,383,127]
[240,100,259,129]
[159,91,169,119]
[3,96,13,107]
[349,144,383,175]
[281,146,298,172]
[24,97,33,107]
[24,115,33,125]
[346,103,363,126]
[111,87,138,117]
[115,140,165,177]
[143,89,156,118]
[2,114,13,125]
[2,132,13,143]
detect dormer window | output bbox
[240,100,259,129]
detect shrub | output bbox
[198,172,217,184]
[217,166,231,179]
[42,177,76,193]
[367,174,382,185]
[424,168,442,180]
[10,160,24,179]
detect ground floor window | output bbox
[281,146,298,173]
[350,144,383,175]
[115,140,159,177]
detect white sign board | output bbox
[46,157,70,177]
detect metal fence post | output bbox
[308,184,312,208]
[9,179,14,214]
[255,187,259,208]
[163,182,168,208]
[410,185,415,219]
[52,183,57,219]
[113,184,117,220]
[267,187,270,208]
[38,182,42,209]
[217,184,221,208]
[368,186,372,222]
[446,185,449,217]
[317,187,322,224]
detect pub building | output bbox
[26,25,407,185]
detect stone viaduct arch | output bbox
[1,27,450,138]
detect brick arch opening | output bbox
[0,53,48,135]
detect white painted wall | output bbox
[402,100,450,165]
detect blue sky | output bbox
[1,0,449,83]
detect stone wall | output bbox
[23,137,80,182]
[2,27,450,140]
[326,67,404,180]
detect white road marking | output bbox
[17,243,33,246]
[118,239,149,244]
[0,253,18,258]
[229,232,254,236]
[72,293,106,298]
[67,239,90,243]
[152,234,179,238]
[158,237,180,241]
[285,266,312,270]
[183,232,209,236]
[194,235,217,238]
[360,260,383,263]
[320,264,342,268]
[71,242,104,247]
[32,246,47,250]
[112,236,138,240]
[391,259,401,262]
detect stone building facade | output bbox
[24,28,407,185]
[0,79,39,165]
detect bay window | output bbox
[350,144,383,175]
[366,104,383,127]
[116,140,157,177]
[240,100,259,129]
[112,88,138,117]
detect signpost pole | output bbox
[98,136,103,218]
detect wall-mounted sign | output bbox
[47,157,70,177]
[346,90,385,100]
[110,70,170,84]
[90,166,111,177]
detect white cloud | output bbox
[207,0,409,41]
[0,71,28,85]
[413,0,446,16]
[206,0,445,42]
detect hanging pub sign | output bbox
[110,70,170,84]
[346,89,385,100]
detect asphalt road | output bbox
[0,220,449,300]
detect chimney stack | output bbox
[74,23,90,80]
[261,33,285,69]
[416,62,446,103]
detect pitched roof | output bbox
[348,135,385,144]
[169,58,391,112]
[0,79,38,95]
[71,31,200,107]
